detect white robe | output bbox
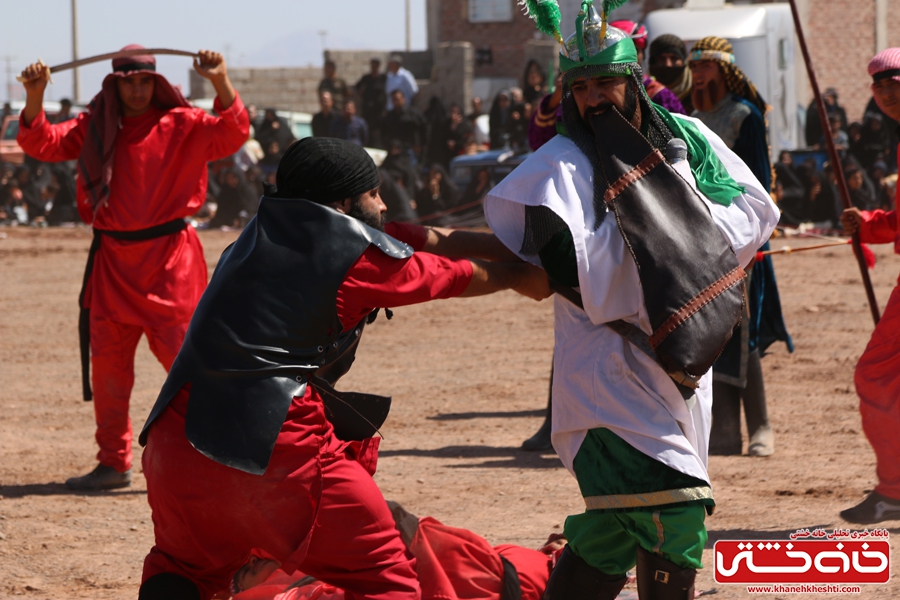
[484,115,780,485]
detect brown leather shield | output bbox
[589,109,745,377]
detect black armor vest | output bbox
[139,197,413,475]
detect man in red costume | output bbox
[17,45,249,490]
[839,47,900,524]
[137,137,550,600]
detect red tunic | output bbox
[17,96,250,327]
[142,222,474,598]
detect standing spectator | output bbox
[649,34,694,114]
[445,103,472,160]
[328,99,368,146]
[311,91,337,138]
[612,20,685,115]
[522,60,547,105]
[467,96,489,149]
[317,59,349,111]
[382,89,426,165]
[856,112,891,170]
[52,98,75,123]
[820,113,850,156]
[422,96,451,168]
[690,36,793,457]
[488,90,513,149]
[355,58,387,148]
[386,54,418,110]
[805,87,848,148]
[256,109,295,161]
[864,96,899,171]
[246,104,263,131]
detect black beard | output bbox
[581,82,639,126]
[348,198,385,231]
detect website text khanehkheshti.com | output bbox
[746,584,862,594]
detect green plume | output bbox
[518,0,564,45]
[601,0,628,16]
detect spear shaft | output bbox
[786,0,881,325]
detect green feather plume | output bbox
[518,0,564,45]
[601,0,628,16]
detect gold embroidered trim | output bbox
[583,486,714,511]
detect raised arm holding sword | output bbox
[17,45,250,491]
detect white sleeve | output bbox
[677,116,780,267]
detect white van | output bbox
[644,0,799,159]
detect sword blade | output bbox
[48,48,199,73]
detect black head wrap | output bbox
[273,137,380,204]
[649,34,687,62]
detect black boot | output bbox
[542,545,627,600]
[743,350,774,456]
[709,381,742,455]
[523,365,553,452]
[139,573,200,600]
[635,547,696,600]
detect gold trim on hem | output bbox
[583,486,714,511]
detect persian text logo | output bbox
[714,536,890,585]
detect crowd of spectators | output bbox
[4,54,896,231]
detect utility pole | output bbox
[71,0,80,102]
[405,0,411,51]
[2,55,15,103]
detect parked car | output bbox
[1,103,85,164]
[449,148,532,191]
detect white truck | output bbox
[644,0,800,159]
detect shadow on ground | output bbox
[427,409,546,421]
[379,444,562,469]
[0,482,146,499]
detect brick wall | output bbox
[190,67,322,113]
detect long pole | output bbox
[787,0,880,325]
[71,0,80,102]
[405,0,411,52]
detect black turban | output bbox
[273,137,380,204]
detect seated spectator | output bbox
[256,109,295,166]
[869,160,894,210]
[259,140,284,175]
[856,112,891,170]
[45,166,77,225]
[210,168,257,229]
[328,100,369,146]
[459,167,493,209]
[244,166,265,217]
[819,114,849,156]
[14,165,45,224]
[234,128,265,171]
[845,161,879,211]
[414,164,459,225]
[381,139,420,193]
[445,103,472,160]
[378,168,416,222]
[312,91,337,138]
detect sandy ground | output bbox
[0,225,899,599]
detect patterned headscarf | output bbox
[868,47,900,84]
[689,36,766,115]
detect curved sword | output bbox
[16,48,200,82]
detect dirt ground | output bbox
[0,225,898,599]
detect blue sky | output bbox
[1,0,427,103]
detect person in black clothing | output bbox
[864,96,899,172]
[855,112,891,170]
[317,59,349,112]
[46,166,77,225]
[445,103,472,162]
[522,59,547,105]
[381,89,426,166]
[311,91,337,138]
[414,163,459,226]
[423,97,451,169]
[805,87,848,148]
[210,168,257,228]
[355,58,387,149]
[14,165,44,223]
[381,139,421,194]
[844,161,879,211]
[488,90,513,149]
[256,109,295,167]
[378,167,417,223]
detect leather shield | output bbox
[589,109,744,377]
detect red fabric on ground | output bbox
[494,545,552,600]
[854,284,900,500]
[90,315,187,472]
[142,386,419,600]
[18,95,248,327]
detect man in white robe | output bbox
[484,5,779,599]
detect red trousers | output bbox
[855,284,900,500]
[141,386,420,600]
[90,314,187,472]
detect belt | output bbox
[78,218,188,401]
